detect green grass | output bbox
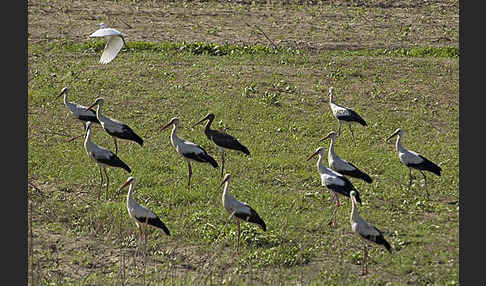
[28,38,458,285]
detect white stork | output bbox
[89,23,125,64]
[307,146,362,227]
[86,97,144,155]
[386,128,442,197]
[119,176,170,247]
[220,173,266,253]
[192,113,250,177]
[84,121,131,200]
[349,190,392,275]
[56,87,100,139]
[320,131,372,183]
[160,117,218,187]
[328,87,367,146]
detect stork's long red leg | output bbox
[220,150,225,178]
[187,161,192,187]
[103,168,109,200]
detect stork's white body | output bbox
[169,124,207,163]
[222,183,252,218]
[387,128,442,194]
[127,190,158,225]
[315,151,349,190]
[95,105,127,134]
[63,95,97,121]
[320,132,372,183]
[84,126,117,168]
[90,23,125,64]
[84,122,131,200]
[161,117,218,187]
[349,191,391,275]
[395,137,424,166]
[86,98,144,155]
[120,177,170,245]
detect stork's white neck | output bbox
[328,137,336,158]
[63,92,69,107]
[84,126,93,150]
[350,196,360,223]
[395,134,406,154]
[316,153,326,173]
[170,122,181,147]
[127,182,135,201]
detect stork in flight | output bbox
[320,131,372,183]
[328,87,367,146]
[386,128,442,197]
[119,176,170,248]
[56,87,100,140]
[307,146,362,227]
[192,113,250,177]
[160,117,218,187]
[84,121,131,200]
[220,173,266,253]
[86,97,144,155]
[89,23,126,64]
[349,190,392,275]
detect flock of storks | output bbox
[54,23,443,276]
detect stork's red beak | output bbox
[192,117,207,128]
[160,121,172,131]
[319,133,332,142]
[118,179,132,192]
[85,102,98,112]
[306,150,319,161]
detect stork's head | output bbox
[328,86,335,102]
[161,117,179,131]
[306,147,326,161]
[57,87,69,97]
[319,131,337,142]
[386,128,404,142]
[192,113,215,128]
[220,173,232,187]
[349,190,362,205]
[85,121,93,132]
[86,97,104,111]
[119,176,136,193]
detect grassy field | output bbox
[28,0,459,285]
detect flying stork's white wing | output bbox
[90,28,123,38]
[98,35,124,64]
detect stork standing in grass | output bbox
[84,121,131,200]
[220,173,266,253]
[160,117,218,187]
[349,190,392,275]
[307,147,362,227]
[328,87,367,146]
[89,23,126,64]
[192,113,250,177]
[119,176,170,248]
[56,87,100,139]
[320,131,372,184]
[86,97,144,155]
[386,128,442,197]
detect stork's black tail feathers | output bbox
[417,155,442,176]
[235,207,267,231]
[377,236,392,254]
[239,144,251,156]
[341,168,373,184]
[105,154,131,173]
[145,217,171,236]
[204,154,219,168]
[349,109,367,126]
